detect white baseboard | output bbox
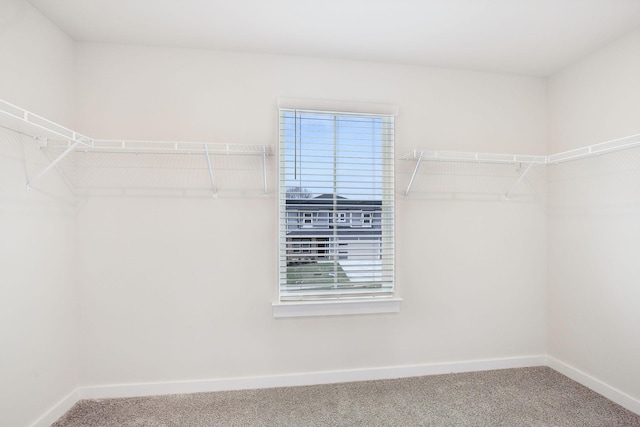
[29,389,80,427]
[79,355,546,400]
[547,356,640,415]
[38,355,640,425]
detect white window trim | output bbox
[276,98,400,317]
[277,98,400,116]
[272,297,402,318]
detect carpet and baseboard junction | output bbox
[34,357,640,427]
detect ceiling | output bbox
[26,0,640,76]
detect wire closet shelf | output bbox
[400,133,640,198]
[3,99,640,200]
[0,99,273,197]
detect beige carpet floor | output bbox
[53,367,640,426]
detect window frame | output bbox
[362,212,373,228]
[301,212,313,228]
[274,99,401,317]
[336,212,348,224]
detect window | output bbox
[278,108,395,302]
[301,212,313,227]
[362,212,373,227]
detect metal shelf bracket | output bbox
[3,98,274,197]
[26,137,90,192]
[505,161,535,199]
[203,144,217,198]
[404,150,424,196]
[262,145,268,196]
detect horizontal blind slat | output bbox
[279,108,394,301]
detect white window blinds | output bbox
[278,109,395,301]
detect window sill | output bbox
[272,297,402,318]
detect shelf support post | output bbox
[404,150,424,197]
[505,161,535,199]
[203,144,217,198]
[26,139,85,192]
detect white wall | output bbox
[548,28,640,152]
[3,0,639,421]
[0,2,79,426]
[10,1,639,420]
[0,0,75,124]
[547,29,640,403]
[73,44,548,387]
